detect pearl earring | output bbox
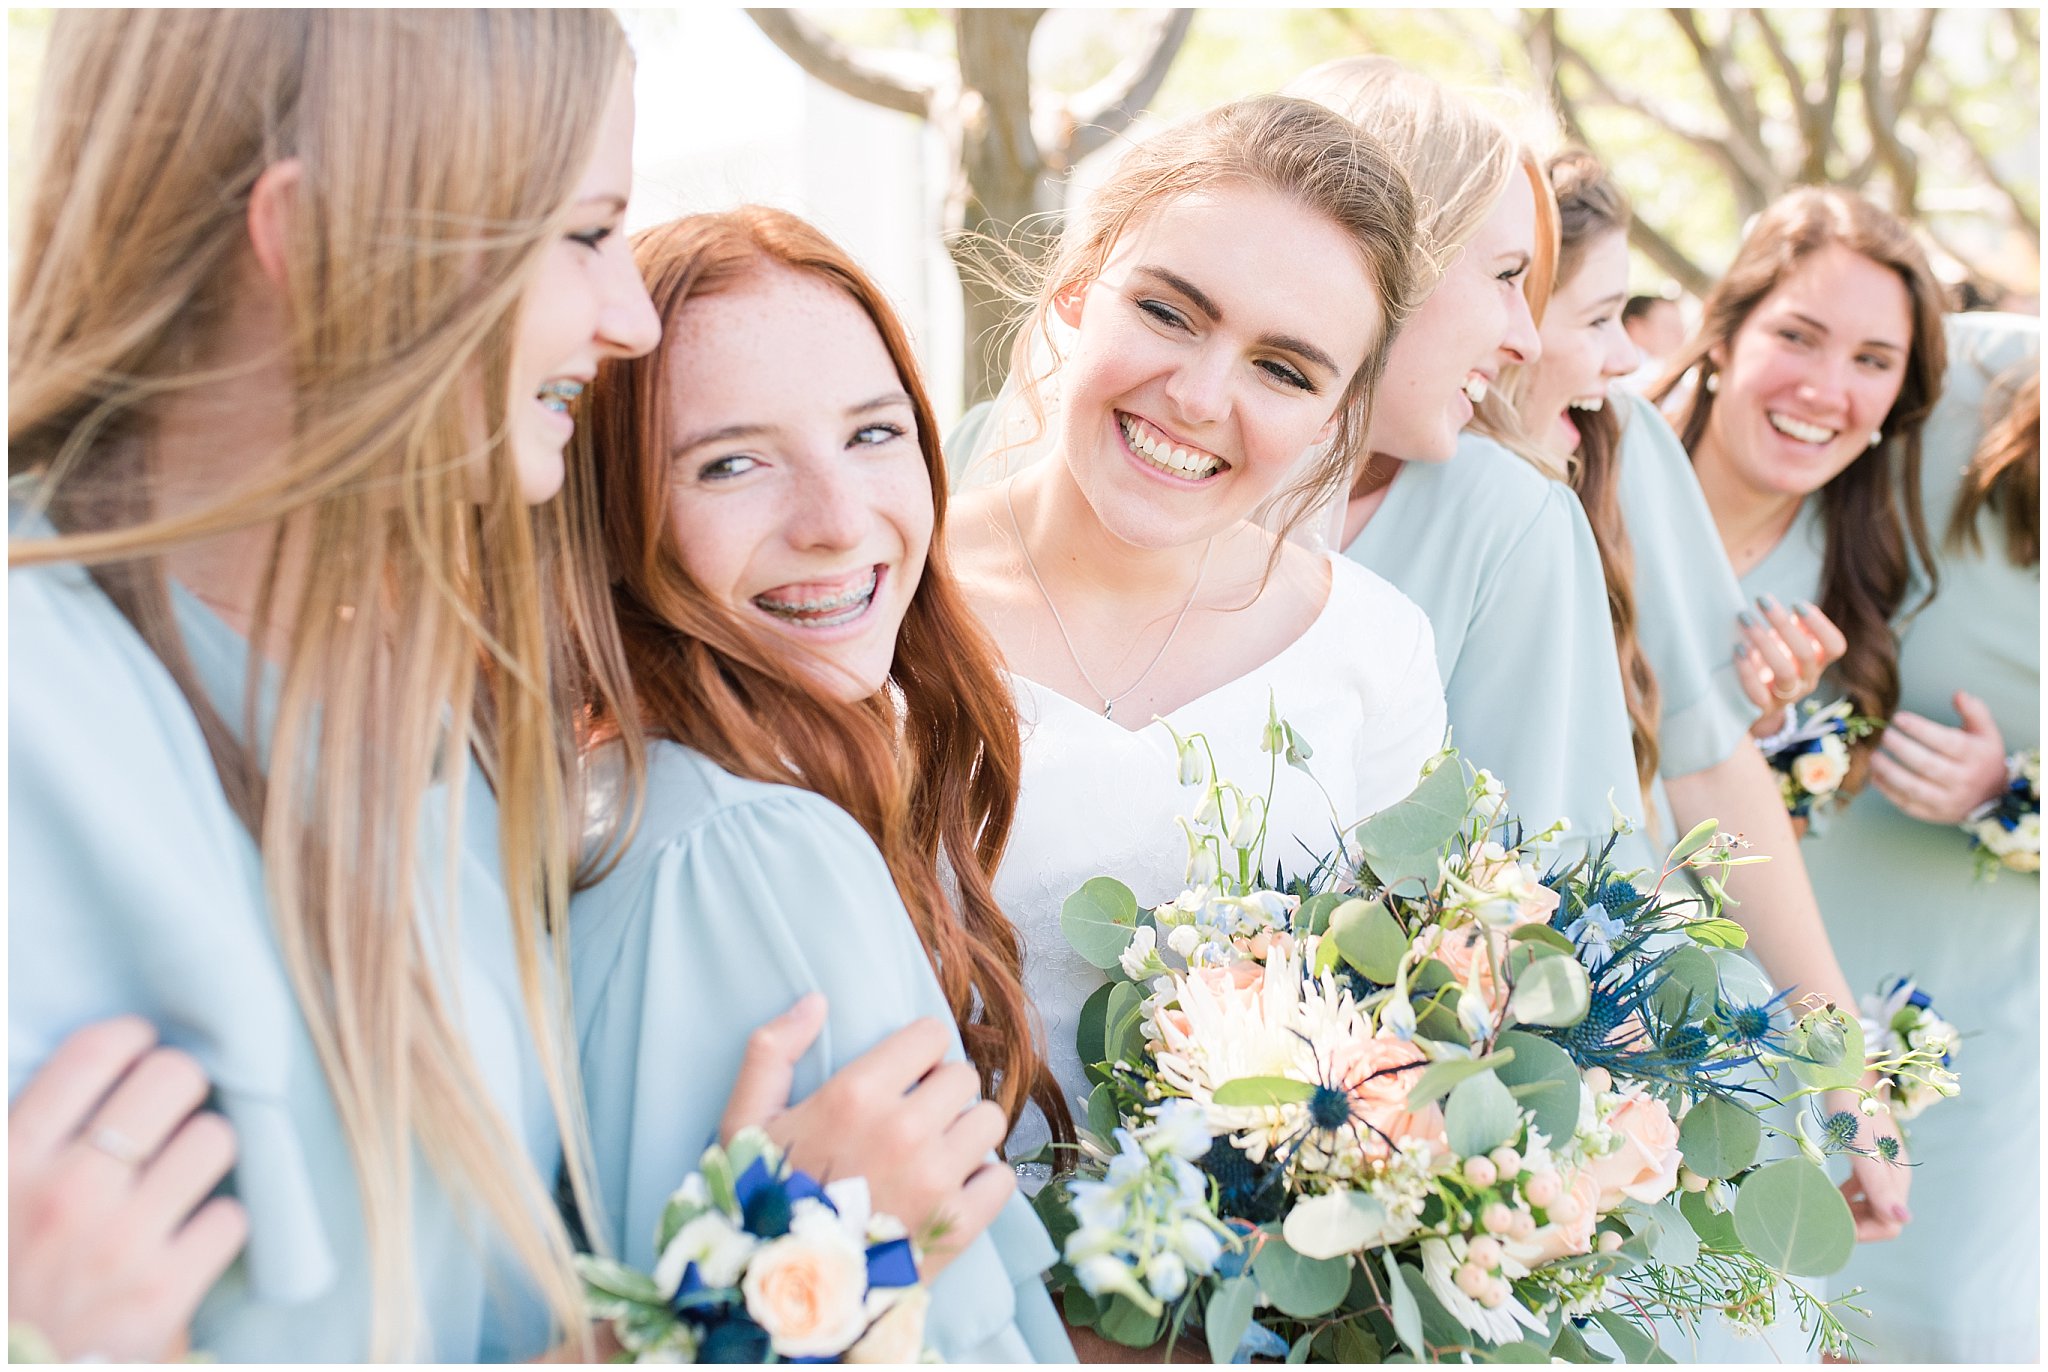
[1868,430,1884,449]
[1704,372,1720,394]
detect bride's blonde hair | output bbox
[1285,56,1563,478]
[11,10,629,1356]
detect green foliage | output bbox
[1251,1233,1353,1318]
[1331,896,1407,982]
[1732,1159,1857,1277]
[1491,1031,1583,1145]
[1061,876,1139,969]
[1505,944,1592,1027]
[1212,1075,1317,1108]
[1677,1096,1764,1178]
[1351,760,1470,894]
[1405,1048,1515,1111]
[1443,1069,1521,1157]
[1204,1276,1260,1364]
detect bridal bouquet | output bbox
[1033,701,1952,1363]
[1757,698,1878,818]
[578,1128,931,1363]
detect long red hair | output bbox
[571,206,1069,1144]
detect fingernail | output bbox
[1737,609,1761,629]
[1891,1204,1912,1223]
[1758,593,1783,614]
[1734,642,1751,661]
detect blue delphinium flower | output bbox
[1564,903,1626,972]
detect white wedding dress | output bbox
[997,552,1448,1158]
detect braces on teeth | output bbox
[757,570,878,616]
[1120,415,1221,479]
[537,380,584,414]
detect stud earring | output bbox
[1704,372,1720,394]
[1868,430,1884,449]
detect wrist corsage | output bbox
[578,1128,933,1363]
[1962,747,2040,877]
[1857,977,1960,1122]
[1757,698,1878,818]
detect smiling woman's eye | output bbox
[697,453,762,481]
[1497,263,1528,285]
[851,422,908,447]
[1856,353,1896,371]
[1136,298,1190,331]
[568,224,615,251]
[1256,358,1315,393]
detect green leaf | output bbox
[1491,1031,1583,1146]
[1031,1176,1080,1255]
[1204,1276,1259,1365]
[1086,1082,1121,1140]
[1061,876,1140,970]
[1282,1189,1388,1259]
[1251,1234,1352,1317]
[1330,897,1408,982]
[1097,1293,1168,1348]
[1383,1251,1422,1358]
[1075,980,1115,1080]
[1732,1158,1856,1276]
[1060,1284,1103,1326]
[1316,1322,1385,1363]
[1549,1321,1613,1363]
[1312,933,1343,977]
[1680,1189,1740,1249]
[1667,816,1724,867]
[1491,1340,1554,1362]
[576,1255,664,1307]
[1508,922,1575,954]
[1590,1309,1661,1363]
[1414,990,1470,1046]
[1107,979,1147,1065]
[1677,1096,1762,1179]
[1684,917,1749,949]
[699,1146,738,1218]
[1296,891,1344,936]
[1212,1075,1317,1108]
[1287,1333,1313,1364]
[1788,1009,1868,1093]
[1405,1049,1515,1111]
[1400,1263,1474,1352]
[1650,946,1720,1023]
[1709,950,1775,1009]
[1444,1070,1521,1157]
[1637,1198,1699,1267]
[1352,759,1470,894]
[1506,947,1591,1027]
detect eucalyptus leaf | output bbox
[1352,760,1470,894]
[576,1255,665,1307]
[1508,923,1575,954]
[1732,1158,1856,1276]
[1650,946,1720,1022]
[1251,1234,1351,1317]
[1590,1310,1660,1363]
[1405,1049,1514,1110]
[1549,1321,1613,1364]
[1491,1031,1583,1145]
[1296,892,1344,937]
[1677,1096,1762,1179]
[1282,1189,1388,1259]
[1506,948,1591,1027]
[1680,1188,1740,1249]
[1383,1251,1423,1358]
[1684,917,1749,950]
[1212,1075,1317,1109]
[1086,1082,1121,1140]
[1639,1199,1699,1267]
[1076,980,1115,1080]
[1709,951,1776,1010]
[1204,1276,1259,1365]
[1107,979,1147,1064]
[1331,898,1408,983]
[1097,1293,1168,1348]
[1060,1284,1103,1326]
[1287,1333,1313,1364]
[1062,876,1141,970]
[1667,816,1724,867]
[1400,1264,1474,1352]
[1444,1070,1520,1157]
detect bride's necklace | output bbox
[1004,478,1212,721]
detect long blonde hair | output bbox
[1284,56,1563,480]
[10,10,628,1356]
[1000,95,1420,548]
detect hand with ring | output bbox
[1869,690,2012,824]
[1736,594,1848,739]
[9,1016,247,1361]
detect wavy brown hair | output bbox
[1948,368,2039,568]
[1652,188,1947,794]
[1541,150,1661,805]
[571,207,1070,1147]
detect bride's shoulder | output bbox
[1319,549,1435,658]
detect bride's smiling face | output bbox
[1050,181,1381,550]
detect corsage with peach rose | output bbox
[1756,697,1879,819]
[1961,746,2039,877]
[1030,697,1919,1363]
[577,1128,933,1363]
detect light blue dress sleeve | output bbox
[571,744,1074,1363]
[1615,392,1759,778]
[8,553,560,1360]
[1345,438,1652,870]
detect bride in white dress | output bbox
[946,96,1450,1158]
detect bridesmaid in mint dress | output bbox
[5,11,701,1358]
[569,209,1073,1362]
[1780,313,2039,1362]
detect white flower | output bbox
[1228,793,1265,849]
[653,1209,758,1296]
[1121,925,1167,980]
[1147,1098,1214,1162]
[1177,742,1208,788]
[845,1286,929,1364]
[1475,768,1507,804]
[1145,1251,1189,1301]
[742,1201,873,1359]
[1166,923,1203,961]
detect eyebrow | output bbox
[1788,311,1904,352]
[670,392,914,458]
[578,193,629,214]
[1131,264,1342,376]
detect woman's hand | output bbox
[9,1016,247,1362]
[1869,692,2010,824]
[1737,595,1849,738]
[1826,1085,1912,1244]
[720,995,1015,1278]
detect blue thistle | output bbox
[1822,1111,1861,1150]
[1875,1135,1902,1163]
[1203,1137,1286,1224]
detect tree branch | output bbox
[1061,9,1194,164]
[1812,9,1851,177]
[1629,213,1717,299]
[1891,7,1939,109]
[744,8,938,117]
[1667,8,1777,187]
[1858,8,1920,213]
[1925,81,2041,240]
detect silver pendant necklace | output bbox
[1004,478,1212,720]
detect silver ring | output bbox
[1771,683,1802,703]
[86,1125,147,1167]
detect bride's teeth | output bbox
[1121,415,1221,480]
[1768,412,1836,444]
[1463,376,1489,404]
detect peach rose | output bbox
[741,1208,871,1359]
[1327,1032,1447,1162]
[1584,1089,1682,1210]
[1791,737,1850,796]
[1510,1167,1601,1266]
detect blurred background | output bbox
[11,7,2039,427]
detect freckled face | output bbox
[1703,242,1914,498]
[1522,228,1637,454]
[1051,181,1381,550]
[660,269,932,702]
[1368,171,1542,463]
